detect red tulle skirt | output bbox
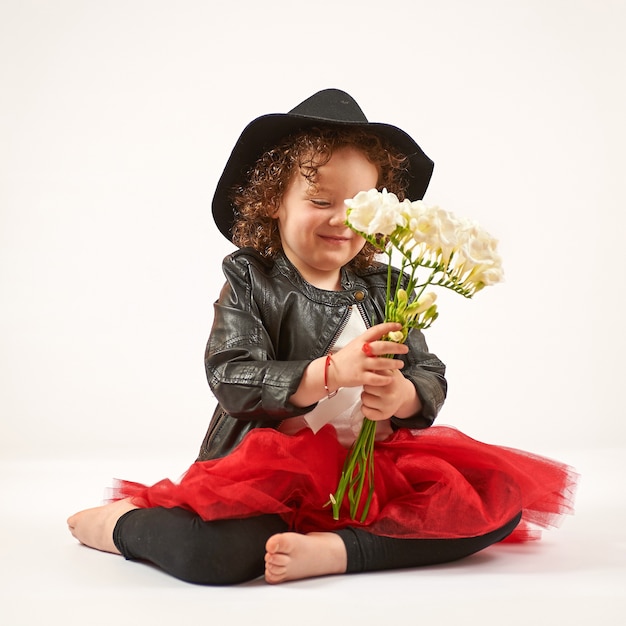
[109,425,578,543]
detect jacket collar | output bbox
[272,252,386,305]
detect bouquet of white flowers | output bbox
[329,188,504,522]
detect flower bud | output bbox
[406,292,437,316]
[386,330,405,343]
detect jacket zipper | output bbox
[355,300,372,330]
[326,305,353,354]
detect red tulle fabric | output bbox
[108,425,578,543]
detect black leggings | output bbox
[113,507,522,585]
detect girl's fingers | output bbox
[366,360,404,374]
[362,322,403,341]
[362,368,402,387]
[359,323,408,357]
[362,340,408,358]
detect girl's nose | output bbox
[328,205,347,225]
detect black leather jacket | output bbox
[197,248,447,461]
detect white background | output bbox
[1,2,625,625]
[2,0,623,461]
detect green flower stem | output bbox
[331,416,377,522]
[385,248,393,321]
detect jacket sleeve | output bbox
[205,253,316,421]
[391,324,447,430]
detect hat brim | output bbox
[212,113,434,241]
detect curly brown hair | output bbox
[230,125,410,271]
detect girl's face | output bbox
[274,146,378,290]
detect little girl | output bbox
[68,88,577,585]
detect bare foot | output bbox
[67,498,139,554]
[264,531,347,584]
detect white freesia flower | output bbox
[458,223,498,262]
[410,291,437,315]
[454,222,504,290]
[401,202,461,265]
[343,189,381,233]
[345,188,405,236]
[471,265,504,287]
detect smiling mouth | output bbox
[320,235,350,243]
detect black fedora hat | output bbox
[212,88,434,241]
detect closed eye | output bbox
[310,199,331,208]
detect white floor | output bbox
[1,447,624,626]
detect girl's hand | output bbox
[361,370,419,421]
[330,322,408,390]
[330,322,420,421]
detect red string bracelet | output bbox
[324,354,338,399]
